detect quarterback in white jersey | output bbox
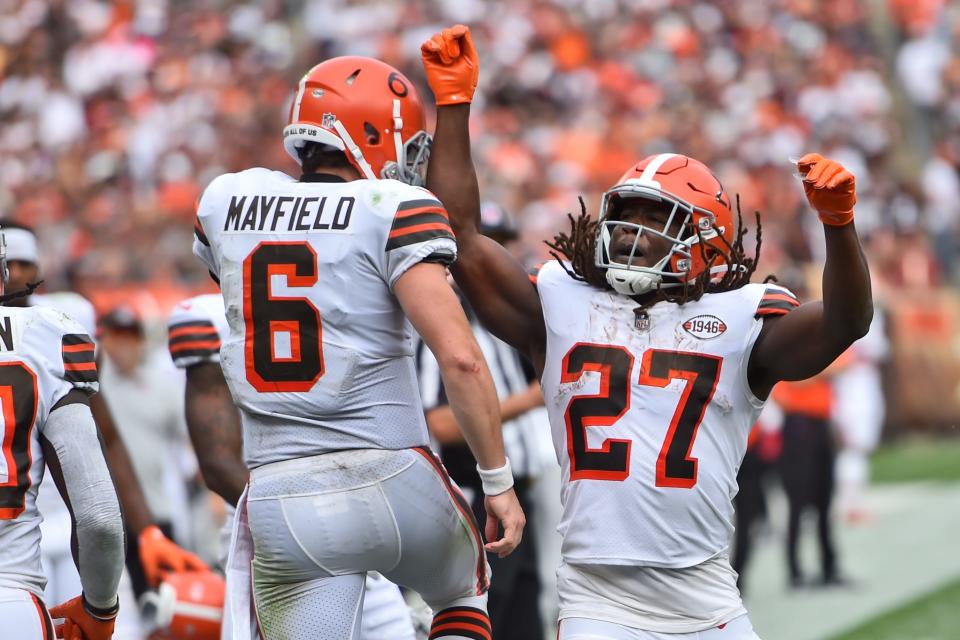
[0,230,125,640]
[193,56,524,640]
[167,293,417,640]
[422,25,874,640]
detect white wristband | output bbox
[477,458,514,496]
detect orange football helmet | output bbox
[595,153,735,296]
[141,571,224,639]
[283,56,430,185]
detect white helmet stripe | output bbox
[332,119,377,180]
[291,74,308,122]
[638,153,678,183]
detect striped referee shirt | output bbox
[414,301,540,483]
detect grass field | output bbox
[830,578,960,640]
[870,437,960,484]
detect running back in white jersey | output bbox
[167,294,228,370]
[0,305,98,596]
[193,168,457,468]
[537,261,797,567]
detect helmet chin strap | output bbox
[605,256,668,295]
[331,119,377,180]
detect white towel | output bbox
[221,486,260,640]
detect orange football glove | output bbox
[420,24,479,105]
[138,525,209,587]
[797,153,856,226]
[50,594,118,640]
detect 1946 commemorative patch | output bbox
[682,314,727,339]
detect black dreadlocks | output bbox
[545,195,765,305]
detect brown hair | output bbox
[545,195,764,305]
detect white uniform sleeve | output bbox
[378,191,457,289]
[43,402,124,609]
[51,314,100,398]
[193,174,235,283]
[167,298,223,369]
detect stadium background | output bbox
[1,0,959,638]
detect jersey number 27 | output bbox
[562,343,721,488]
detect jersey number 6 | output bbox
[243,242,325,392]
[562,343,721,487]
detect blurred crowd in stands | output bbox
[2,0,959,302]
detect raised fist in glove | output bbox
[797,153,856,226]
[50,595,118,640]
[139,525,209,587]
[420,24,479,105]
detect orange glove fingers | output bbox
[826,170,854,190]
[796,153,822,175]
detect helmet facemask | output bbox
[382,128,432,187]
[595,184,722,296]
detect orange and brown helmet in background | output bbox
[282,56,431,185]
[595,153,735,296]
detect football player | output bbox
[0,222,208,606]
[421,26,873,640]
[192,56,525,639]
[0,227,125,640]
[166,294,418,639]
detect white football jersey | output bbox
[538,261,797,568]
[193,169,457,468]
[167,294,229,369]
[0,305,99,596]
[29,292,97,337]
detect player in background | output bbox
[167,293,418,639]
[0,222,209,613]
[0,227,125,640]
[421,25,872,640]
[193,56,524,640]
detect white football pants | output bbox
[246,447,491,640]
[560,615,760,640]
[0,587,54,640]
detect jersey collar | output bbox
[299,172,346,183]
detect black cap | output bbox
[479,201,518,240]
[99,306,143,334]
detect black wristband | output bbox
[81,594,119,621]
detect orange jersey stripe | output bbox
[62,343,95,353]
[169,325,219,340]
[756,308,790,316]
[64,362,97,372]
[394,206,449,220]
[170,339,221,353]
[433,610,491,626]
[761,293,799,306]
[388,222,453,240]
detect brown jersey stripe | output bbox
[63,352,96,366]
[169,324,218,340]
[757,300,798,313]
[432,609,491,632]
[170,339,221,354]
[62,334,94,347]
[388,222,453,240]
[390,212,451,232]
[64,368,98,384]
[397,198,444,212]
[385,228,456,252]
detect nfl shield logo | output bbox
[634,309,650,331]
[321,113,336,129]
